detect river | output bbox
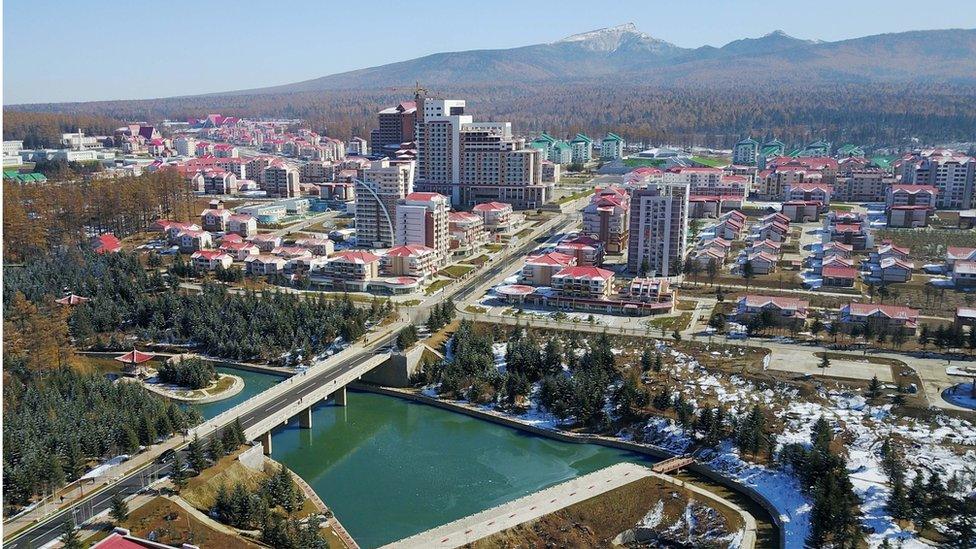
[191,366,285,419]
[269,390,653,548]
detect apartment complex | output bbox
[899,149,975,209]
[395,191,450,265]
[732,138,759,165]
[355,159,415,248]
[626,182,689,276]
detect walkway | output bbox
[382,463,756,549]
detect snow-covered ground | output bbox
[428,337,976,548]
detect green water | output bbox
[271,391,652,548]
[191,366,285,419]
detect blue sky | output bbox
[4,0,976,104]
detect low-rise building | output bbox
[521,252,576,286]
[745,251,777,275]
[472,201,518,236]
[200,208,231,232]
[556,235,606,266]
[245,254,286,276]
[191,250,233,271]
[946,247,976,271]
[821,242,853,259]
[294,237,334,256]
[877,257,914,283]
[839,303,919,335]
[315,250,381,291]
[177,229,213,252]
[887,206,930,228]
[248,233,282,252]
[219,240,259,261]
[955,307,976,330]
[622,277,675,307]
[448,211,488,256]
[736,295,809,326]
[821,265,857,287]
[227,214,257,237]
[952,260,976,288]
[781,201,821,223]
[382,245,440,280]
[551,266,614,298]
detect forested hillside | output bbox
[8,83,975,148]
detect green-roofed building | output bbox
[601,132,624,160]
[528,132,558,161]
[733,137,759,165]
[800,139,831,157]
[3,171,47,184]
[570,133,593,164]
[549,141,573,164]
[836,144,865,158]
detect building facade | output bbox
[627,182,689,276]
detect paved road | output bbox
[7,331,398,549]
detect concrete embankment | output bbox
[352,383,784,549]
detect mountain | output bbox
[214,24,976,96]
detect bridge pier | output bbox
[259,431,273,455]
[298,406,312,429]
[334,386,347,406]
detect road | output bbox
[7,206,581,549]
[7,331,398,549]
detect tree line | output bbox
[158,357,218,390]
[1,111,122,149]
[8,82,976,148]
[2,367,201,511]
[3,170,195,262]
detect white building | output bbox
[396,191,450,266]
[262,163,301,198]
[355,159,415,248]
[627,182,689,276]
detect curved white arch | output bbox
[354,178,396,246]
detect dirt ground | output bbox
[124,496,261,549]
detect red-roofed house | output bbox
[784,182,832,208]
[822,265,857,287]
[551,266,615,298]
[472,202,518,235]
[227,214,257,238]
[521,252,577,286]
[382,245,439,280]
[952,260,976,288]
[92,233,122,254]
[55,294,90,306]
[745,251,777,275]
[219,240,259,261]
[176,229,213,252]
[736,295,809,326]
[840,303,919,335]
[191,250,233,271]
[244,254,286,275]
[945,247,976,271]
[878,257,914,283]
[200,208,231,231]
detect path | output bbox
[382,463,756,549]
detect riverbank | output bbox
[351,383,783,548]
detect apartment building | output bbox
[732,138,759,166]
[521,252,577,286]
[570,133,593,164]
[899,149,975,209]
[262,163,300,198]
[382,244,440,280]
[414,97,471,203]
[395,191,450,265]
[371,101,417,155]
[300,161,337,183]
[626,182,689,276]
[316,250,381,292]
[556,235,606,267]
[601,133,624,160]
[551,266,615,298]
[835,168,894,202]
[472,201,518,235]
[582,186,629,253]
[448,211,488,255]
[457,122,549,209]
[355,159,415,248]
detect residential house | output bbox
[822,265,857,287]
[745,252,777,275]
[840,303,919,335]
[945,247,976,271]
[952,261,976,288]
[781,201,821,223]
[878,257,914,283]
[736,295,809,327]
[244,255,286,276]
[191,250,233,271]
[200,208,231,232]
[248,234,282,252]
[177,230,213,252]
[448,211,488,256]
[92,233,122,254]
[219,240,259,261]
[294,237,334,256]
[226,214,257,238]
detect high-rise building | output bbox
[261,163,300,198]
[627,182,689,277]
[415,94,551,209]
[601,133,625,160]
[371,101,417,155]
[395,191,450,265]
[899,149,975,209]
[355,159,414,248]
[732,138,759,165]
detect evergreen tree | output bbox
[187,435,207,471]
[137,414,157,446]
[60,519,83,549]
[866,375,882,399]
[208,436,225,462]
[109,491,129,523]
[171,453,188,491]
[117,425,140,454]
[639,347,655,372]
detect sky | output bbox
[4,0,976,104]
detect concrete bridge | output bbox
[243,351,392,454]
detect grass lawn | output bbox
[400,299,422,307]
[468,254,490,266]
[555,189,594,205]
[465,305,488,314]
[874,228,976,264]
[690,155,731,168]
[676,299,699,311]
[438,264,475,278]
[424,279,452,295]
[485,243,505,252]
[623,158,665,168]
[515,228,534,240]
[645,312,693,332]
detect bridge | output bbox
[5,209,581,549]
[651,455,695,474]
